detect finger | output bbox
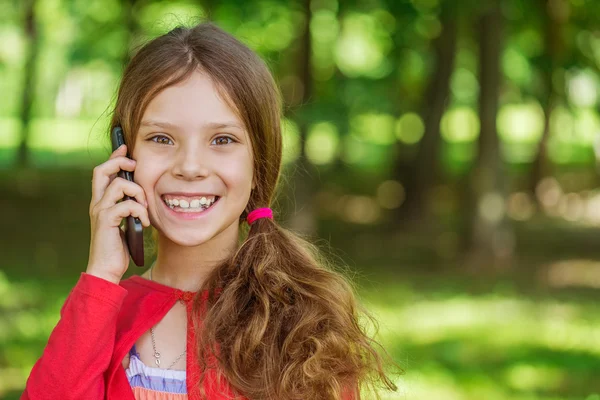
[98,200,151,228]
[96,177,148,211]
[109,144,128,159]
[91,157,137,206]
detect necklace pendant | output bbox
[155,358,161,366]
[154,351,161,358]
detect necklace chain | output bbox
[149,265,187,370]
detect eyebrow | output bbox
[140,120,245,131]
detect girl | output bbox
[22,22,399,400]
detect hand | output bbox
[85,144,150,284]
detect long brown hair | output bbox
[110,22,400,399]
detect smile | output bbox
[163,195,219,211]
[161,195,221,219]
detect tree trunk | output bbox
[16,0,39,169]
[121,0,140,68]
[463,0,513,268]
[200,0,213,20]
[392,3,457,225]
[529,0,567,198]
[286,0,318,235]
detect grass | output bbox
[4,266,600,399]
[361,280,600,399]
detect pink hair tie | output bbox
[247,207,273,225]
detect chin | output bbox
[151,212,241,248]
[166,231,216,247]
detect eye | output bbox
[149,135,173,145]
[212,136,235,146]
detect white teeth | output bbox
[164,196,218,211]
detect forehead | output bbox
[141,71,244,131]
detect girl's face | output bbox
[131,70,255,247]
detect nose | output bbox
[171,145,210,180]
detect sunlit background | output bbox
[2,0,600,399]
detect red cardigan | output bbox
[22,273,357,399]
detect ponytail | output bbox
[191,212,401,399]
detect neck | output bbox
[149,225,239,292]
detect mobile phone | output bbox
[111,126,144,267]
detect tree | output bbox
[392,1,458,224]
[285,0,318,235]
[463,0,514,266]
[16,0,39,169]
[529,0,568,198]
[121,0,142,68]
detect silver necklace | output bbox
[149,265,187,369]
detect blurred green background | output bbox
[2,0,600,399]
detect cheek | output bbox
[240,161,255,190]
[225,165,254,197]
[132,161,159,190]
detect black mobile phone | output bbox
[110,126,144,267]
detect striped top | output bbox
[126,344,188,400]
